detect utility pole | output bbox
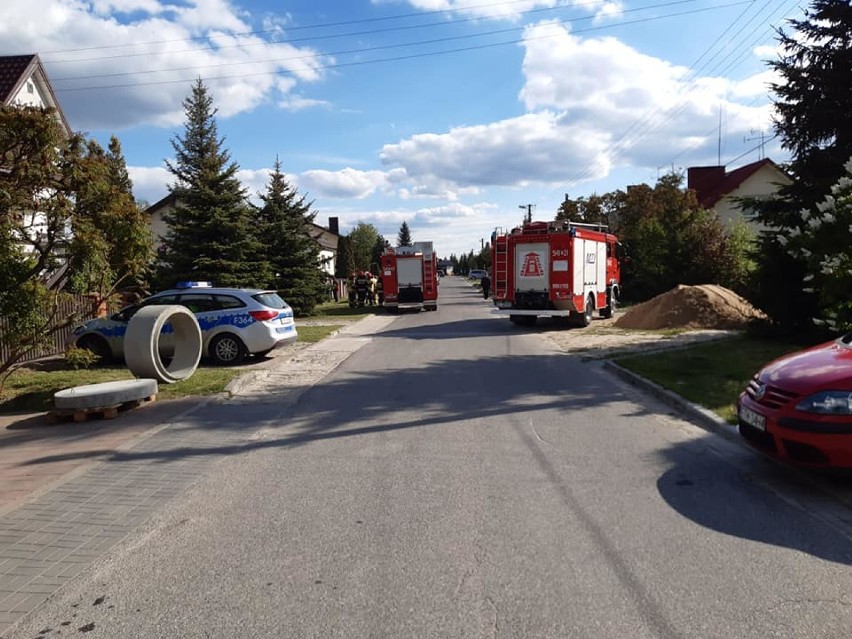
[518,203,535,224]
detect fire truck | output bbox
[380,242,439,312]
[490,220,621,327]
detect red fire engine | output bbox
[490,220,621,326]
[380,242,439,312]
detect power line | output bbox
[41,0,654,64]
[49,0,707,82]
[52,1,750,92]
[566,0,798,186]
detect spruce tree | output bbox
[748,0,852,331]
[252,158,326,316]
[397,221,413,246]
[159,79,264,288]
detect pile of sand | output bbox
[614,284,766,330]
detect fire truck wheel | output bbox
[580,295,594,327]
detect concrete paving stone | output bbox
[4,563,46,578]
[10,593,48,613]
[0,612,21,630]
[0,548,42,560]
[0,590,33,611]
[16,581,62,595]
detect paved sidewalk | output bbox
[0,316,393,636]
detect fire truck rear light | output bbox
[249,310,278,322]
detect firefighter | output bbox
[355,270,369,307]
[367,272,376,306]
[348,272,358,307]
[376,276,384,306]
[481,272,491,299]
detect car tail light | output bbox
[249,310,278,322]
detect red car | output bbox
[738,333,852,468]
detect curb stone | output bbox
[601,359,740,443]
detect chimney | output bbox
[687,166,725,195]
[328,217,339,235]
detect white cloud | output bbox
[128,165,170,204]
[380,111,611,189]
[384,0,615,22]
[0,0,331,130]
[299,168,394,199]
[375,20,775,193]
[278,95,330,112]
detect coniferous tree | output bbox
[69,136,153,299]
[747,0,852,331]
[397,221,413,246]
[372,234,391,269]
[252,158,326,316]
[158,79,264,288]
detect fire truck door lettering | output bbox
[551,248,570,258]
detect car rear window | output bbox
[252,292,287,309]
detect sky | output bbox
[1,0,797,258]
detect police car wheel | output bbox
[210,334,247,365]
[76,335,112,364]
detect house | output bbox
[687,158,792,228]
[2,54,73,288]
[1,53,71,134]
[144,194,340,275]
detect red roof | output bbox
[690,158,784,208]
[0,54,37,103]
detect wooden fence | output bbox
[0,294,99,365]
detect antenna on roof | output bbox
[744,129,767,160]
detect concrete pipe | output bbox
[124,305,202,384]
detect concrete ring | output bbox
[124,305,202,384]
[54,379,159,410]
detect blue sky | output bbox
[2,0,795,258]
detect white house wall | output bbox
[9,79,45,108]
[715,165,792,229]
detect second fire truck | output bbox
[380,241,439,312]
[490,219,622,327]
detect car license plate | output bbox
[739,405,766,431]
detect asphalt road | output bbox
[10,278,852,638]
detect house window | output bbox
[27,81,34,94]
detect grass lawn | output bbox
[296,325,343,343]
[613,336,813,423]
[0,325,346,414]
[300,301,382,320]
[0,365,242,414]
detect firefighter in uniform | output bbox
[355,271,369,307]
[348,272,358,307]
[376,275,384,307]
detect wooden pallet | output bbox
[50,395,157,423]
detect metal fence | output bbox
[0,294,98,365]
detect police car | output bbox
[68,282,298,365]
